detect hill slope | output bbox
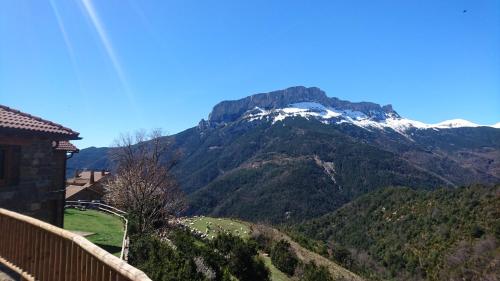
[179,216,364,281]
[294,184,500,281]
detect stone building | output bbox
[0,105,80,227]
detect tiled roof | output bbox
[0,104,80,139]
[65,185,85,199]
[54,141,79,152]
[65,183,105,199]
[67,171,110,184]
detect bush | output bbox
[212,233,270,281]
[270,240,298,276]
[331,245,354,268]
[302,262,333,281]
[128,234,204,281]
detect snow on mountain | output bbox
[492,122,500,128]
[242,102,497,134]
[432,119,480,128]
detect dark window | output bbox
[0,145,21,186]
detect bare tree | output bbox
[105,129,186,234]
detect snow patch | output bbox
[431,119,480,128]
[242,103,499,133]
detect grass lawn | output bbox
[182,216,251,239]
[64,208,124,256]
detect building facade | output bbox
[0,105,79,227]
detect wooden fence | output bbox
[0,208,151,281]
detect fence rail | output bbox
[0,208,151,281]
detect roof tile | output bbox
[0,104,79,138]
[54,141,79,152]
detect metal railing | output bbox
[0,208,151,281]
[65,200,129,260]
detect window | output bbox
[0,145,21,186]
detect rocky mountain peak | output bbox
[208,86,398,124]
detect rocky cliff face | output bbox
[207,86,398,124]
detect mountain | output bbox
[68,86,500,223]
[293,184,500,281]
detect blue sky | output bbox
[1,0,499,148]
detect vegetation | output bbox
[129,228,270,281]
[64,208,124,256]
[185,118,452,224]
[270,240,298,276]
[294,184,500,281]
[260,254,292,281]
[106,129,186,234]
[301,262,334,281]
[251,224,363,281]
[181,217,294,281]
[129,232,205,281]
[158,217,360,281]
[212,233,270,281]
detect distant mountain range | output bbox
[68,86,500,223]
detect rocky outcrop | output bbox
[207,86,398,124]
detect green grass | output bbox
[182,216,251,239]
[64,208,124,256]
[260,254,292,281]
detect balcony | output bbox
[0,208,151,281]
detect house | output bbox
[66,170,111,201]
[0,104,80,227]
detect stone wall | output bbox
[0,137,66,227]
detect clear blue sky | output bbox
[1,0,499,148]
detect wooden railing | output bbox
[0,208,151,281]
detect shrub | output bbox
[331,245,354,268]
[270,240,298,276]
[302,262,334,281]
[212,233,270,281]
[128,234,204,281]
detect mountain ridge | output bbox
[207,86,399,125]
[68,86,500,224]
[205,86,498,131]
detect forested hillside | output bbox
[294,184,500,281]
